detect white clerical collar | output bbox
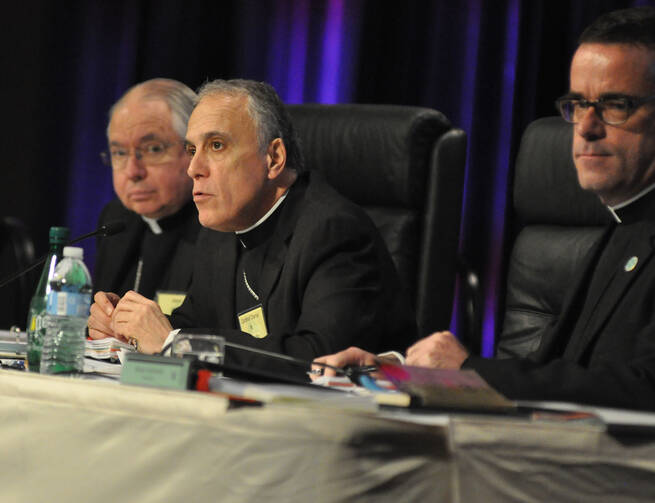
[607,182,655,223]
[141,216,163,235]
[235,191,289,235]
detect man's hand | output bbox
[405,331,469,369]
[88,291,123,341]
[110,290,173,354]
[311,346,378,380]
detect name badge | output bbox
[238,305,269,338]
[156,291,187,315]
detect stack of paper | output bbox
[83,358,123,376]
[313,375,412,407]
[210,377,381,412]
[0,330,26,359]
[85,338,133,361]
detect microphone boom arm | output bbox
[0,221,125,289]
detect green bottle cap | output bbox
[49,226,70,243]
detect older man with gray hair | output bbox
[89,79,416,377]
[94,78,201,314]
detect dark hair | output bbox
[197,79,305,173]
[579,6,655,49]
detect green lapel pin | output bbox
[624,256,638,272]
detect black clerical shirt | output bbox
[565,188,655,364]
[234,196,286,328]
[135,202,198,299]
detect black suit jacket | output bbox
[466,193,655,410]
[94,200,200,298]
[170,172,417,376]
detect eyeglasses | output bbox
[555,94,655,126]
[100,140,183,170]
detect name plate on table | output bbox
[120,353,192,390]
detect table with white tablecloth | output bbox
[1,370,654,502]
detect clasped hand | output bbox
[87,290,172,354]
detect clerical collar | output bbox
[141,216,162,234]
[140,200,196,235]
[236,192,288,249]
[607,182,655,224]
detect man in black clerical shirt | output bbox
[315,7,655,410]
[88,79,416,375]
[94,79,201,313]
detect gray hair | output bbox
[196,79,304,173]
[107,78,197,139]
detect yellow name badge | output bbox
[155,291,187,316]
[238,305,269,339]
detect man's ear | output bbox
[266,138,287,180]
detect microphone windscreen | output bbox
[99,221,126,236]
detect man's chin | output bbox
[198,213,222,231]
[130,203,167,220]
[577,179,625,205]
[577,172,615,194]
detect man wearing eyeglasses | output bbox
[315,7,655,410]
[94,79,200,314]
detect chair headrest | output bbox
[513,116,611,226]
[287,104,452,208]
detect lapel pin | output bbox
[624,256,638,272]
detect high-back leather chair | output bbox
[287,104,467,342]
[496,117,612,358]
[0,217,36,329]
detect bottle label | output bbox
[46,292,91,317]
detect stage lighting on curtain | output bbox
[257,0,362,104]
[481,0,520,357]
[449,0,519,357]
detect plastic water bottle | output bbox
[26,226,70,372]
[40,246,92,375]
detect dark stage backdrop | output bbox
[1,0,652,353]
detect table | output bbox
[1,370,654,502]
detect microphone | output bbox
[68,221,126,245]
[187,339,376,379]
[0,221,126,289]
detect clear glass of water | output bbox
[171,333,225,367]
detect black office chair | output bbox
[287,104,467,343]
[0,217,36,329]
[495,117,612,358]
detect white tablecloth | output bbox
[0,370,654,502]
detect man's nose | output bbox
[187,153,206,179]
[124,151,147,180]
[575,106,606,141]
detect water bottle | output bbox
[25,226,70,372]
[40,246,92,375]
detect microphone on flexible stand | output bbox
[165,338,377,383]
[0,221,126,289]
[221,340,377,378]
[67,221,126,245]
